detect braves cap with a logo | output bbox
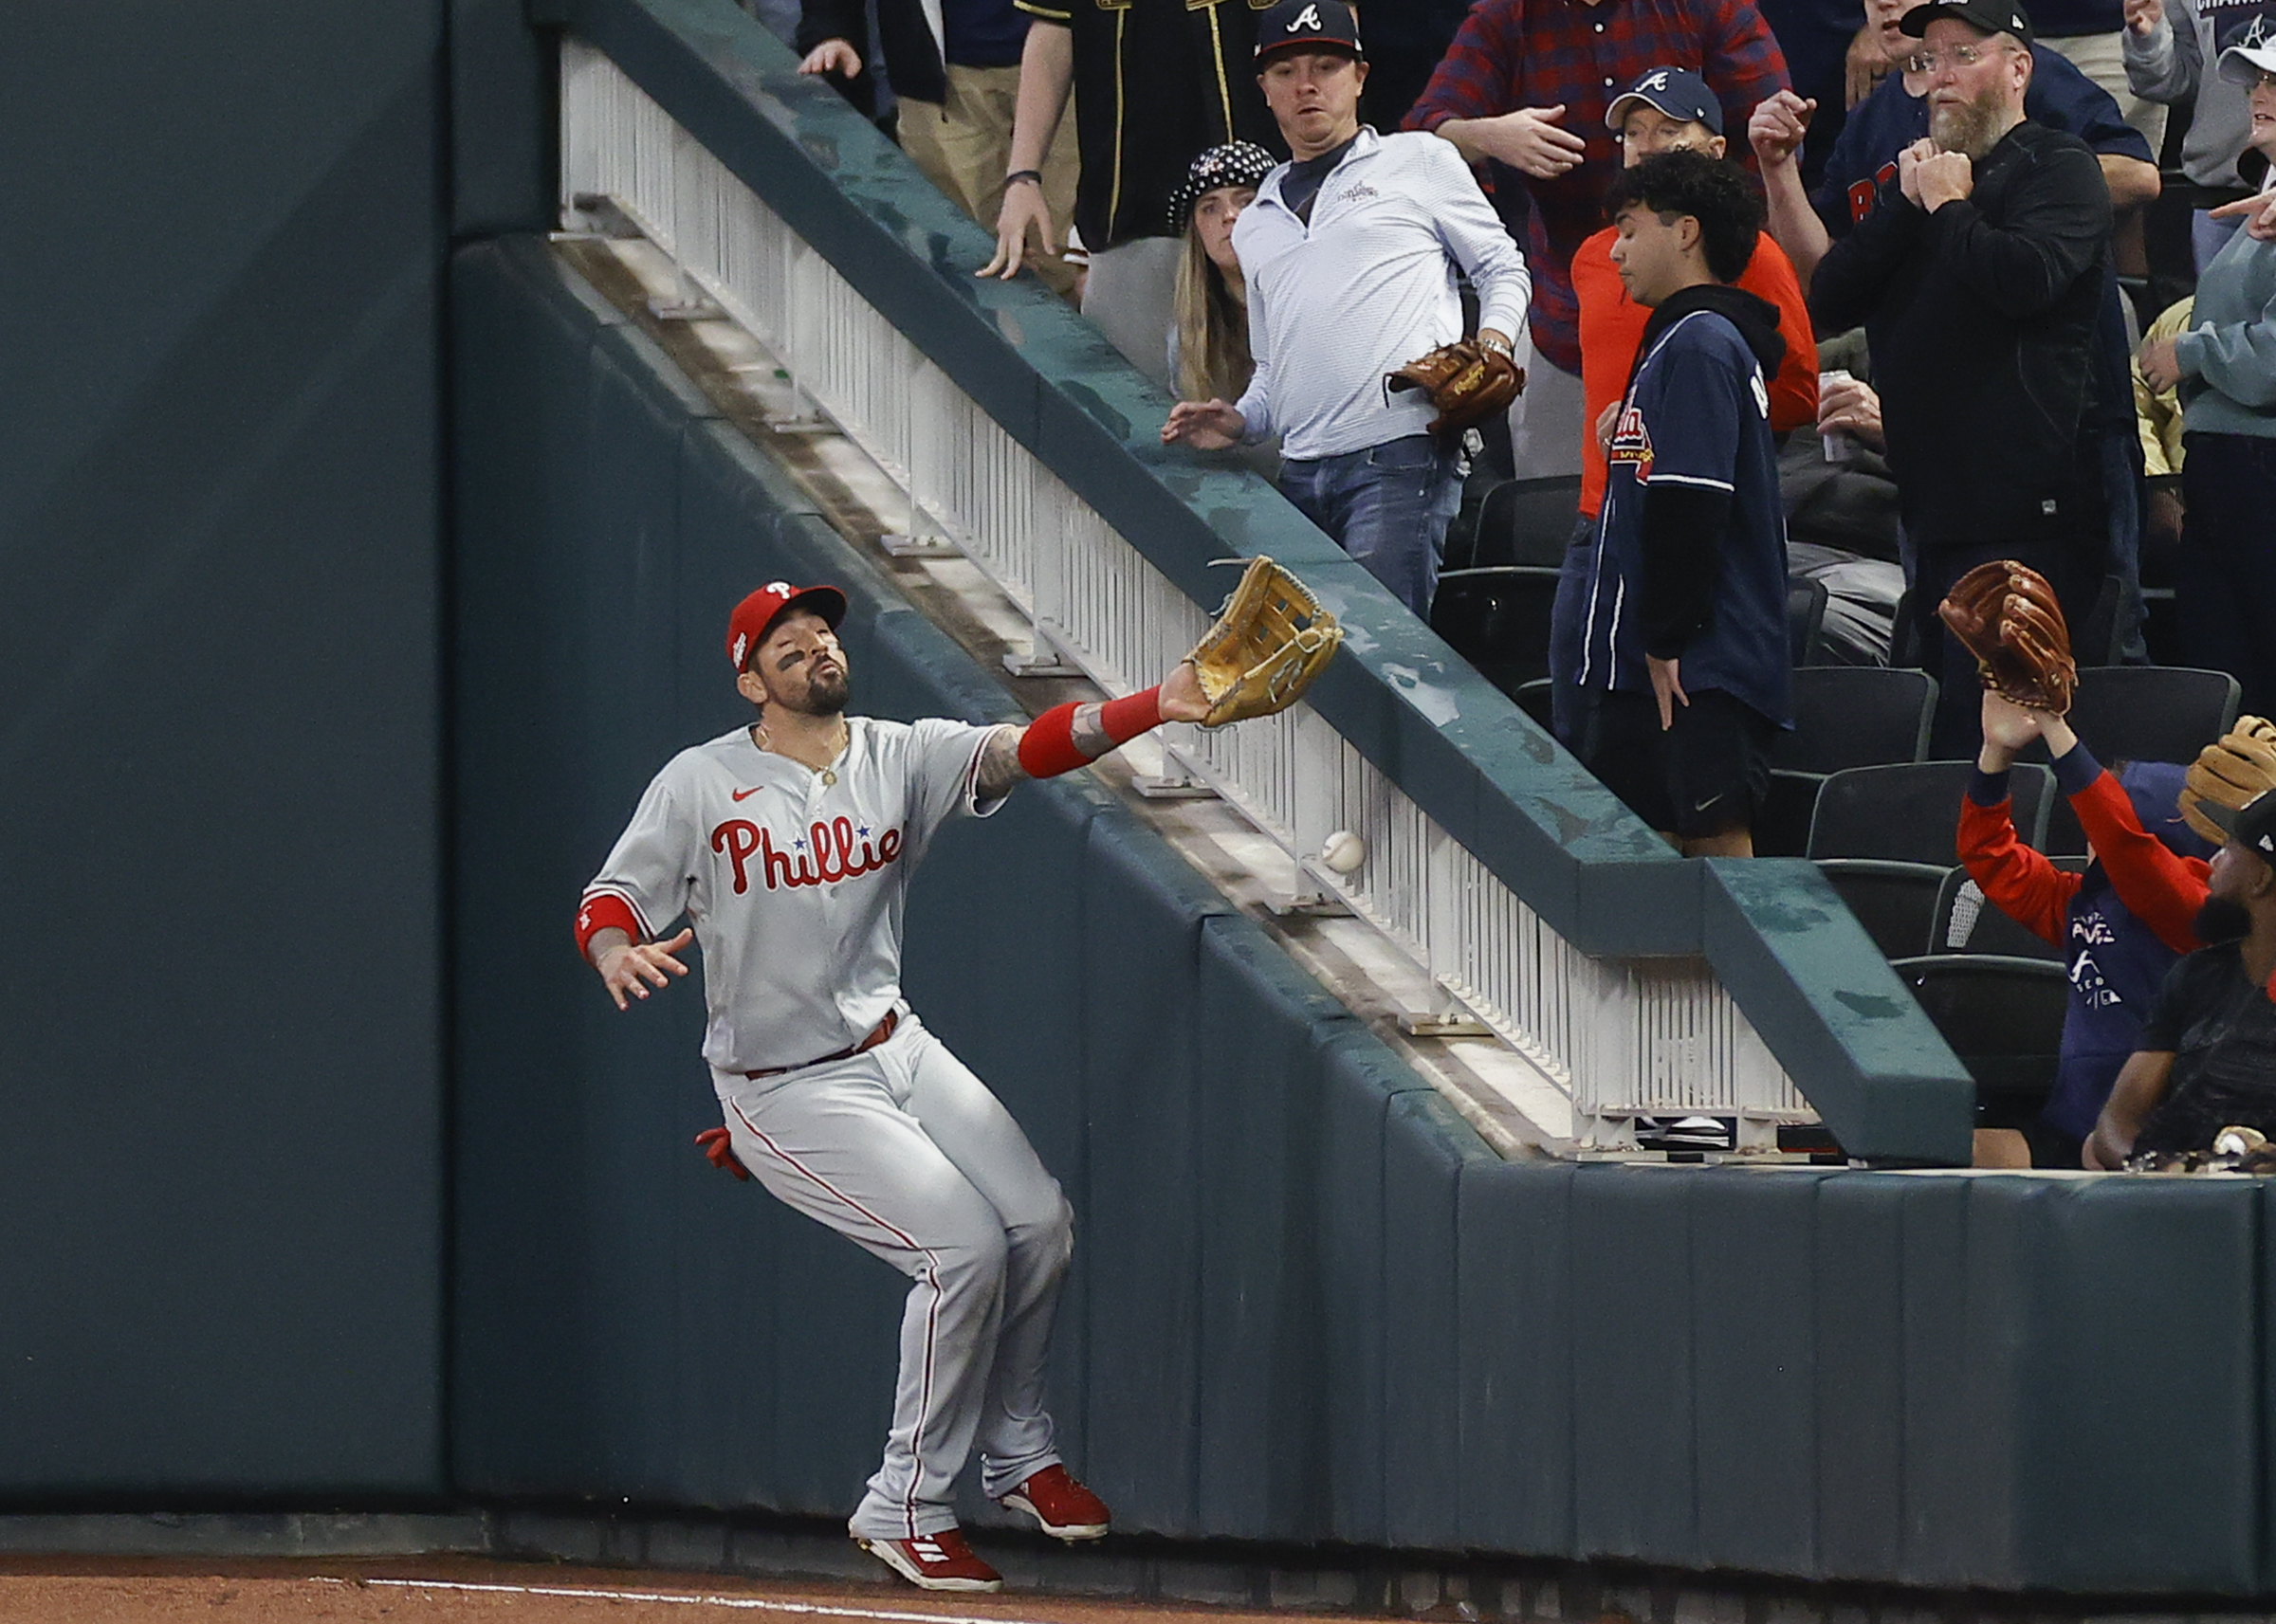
[1255,0,1364,64]
[1899,0,2034,42]
[2216,17,2276,84]
[1606,66,1723,137]
[726,580,849,672]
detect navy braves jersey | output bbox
[1577,303,1791,725]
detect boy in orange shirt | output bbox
[1546,68,1819,740]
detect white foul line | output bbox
[309,1576,1058,1623]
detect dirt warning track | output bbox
[0,1556,1326,1624]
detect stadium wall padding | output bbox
[451,233,2276,1593]
[0,2,450,1497]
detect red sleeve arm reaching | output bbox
[1957,774,2078,946]
[2065,766,2211,955]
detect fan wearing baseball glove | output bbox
[1385,338,1525,438]
[1936,559,2079,715]
[1159,0,1531,619]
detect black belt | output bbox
[744,1010,899,1080]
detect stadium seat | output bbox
[1807,760,2056,865]
[1890,954,2070,1128]
[1512,676,1557,734]
[2037,666,2240,856]
[1928,859,2086,963]
[1471,476,1581,569]
[1816,858,1952,958]
[1430,566,1560,697]
[2065,665,2241,766]
[1771,666,1937,774]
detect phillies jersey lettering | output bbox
[710,817,908,893]
[582,716,1001,1071]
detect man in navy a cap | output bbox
[1809,0,2115,757]
[1161,0,1531,619]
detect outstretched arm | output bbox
[973,662,1213,799]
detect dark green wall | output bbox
[450,235,2276,1594]
[0,5,453,1493]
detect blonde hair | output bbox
[1173,221,1255,405]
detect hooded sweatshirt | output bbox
[2122,0,2276,192]
[1577,282,1793,725]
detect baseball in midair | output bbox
[1320,830,1366,875]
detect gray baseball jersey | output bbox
[581,717,1002,1072]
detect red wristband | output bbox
[574,892,641,958]
[1016,686,1164,779]
[1100,685,1164,746]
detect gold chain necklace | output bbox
[752,717,850,787]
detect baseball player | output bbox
[575,580,1212,1592]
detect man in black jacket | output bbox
[1809,0,2112,756]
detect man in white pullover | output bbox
[1160,0,1532,617]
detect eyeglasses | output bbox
[1904,42,2010,72]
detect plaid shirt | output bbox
[1404,0,1789,374]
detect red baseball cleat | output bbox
[856,1528,1003,1592]
[998,1463,1111,1541]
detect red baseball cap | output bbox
[726,580,849,672]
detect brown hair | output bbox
[1173,218,1256,405]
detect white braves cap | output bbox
[2216,27,2276,85]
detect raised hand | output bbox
[1749,91,1817,169]
[1915,149,1974,210]
[1475,105,1588,179]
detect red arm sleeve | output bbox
[2068,771,2212,954]
[574,891,643,958]
[1957,794,2077,946]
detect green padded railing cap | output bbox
[560,0,1974,1165]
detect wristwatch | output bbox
[1477,332,1515,357]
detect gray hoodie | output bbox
[2123,0,2276,187]
[2177,217,2276,435]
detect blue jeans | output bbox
[1277,434,1460,617]
[1548,511,1598,743]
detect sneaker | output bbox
[1635,1115,1735,1153]
[998,1463,1111,1541]
[857,1528,1003,1592]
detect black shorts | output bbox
[1578,686,1778,839]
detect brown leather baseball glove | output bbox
[1185,557,1343,728]
[1936,559,2078,714]
[1385,339,1525,437]
[2180,716,2276,848]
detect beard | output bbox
[2194,892,2254,945]
[1929,89,2003,159]
[786,664,850,717]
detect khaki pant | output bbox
[2041,29,2168,157]
[897,63,1081,300]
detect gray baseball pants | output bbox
[713,1013,1072,1541]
